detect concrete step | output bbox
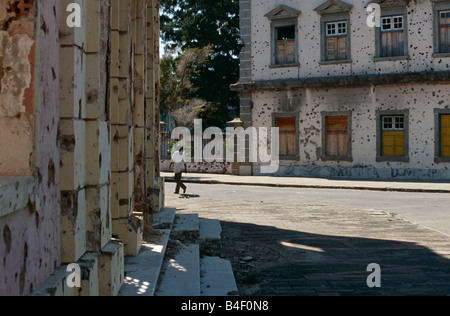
[155,243,201,296]
[172,214,200,240]
[200,256,239,296]
[198,218,222,250]
[152,208,176,230]
[118,229,171,296]
[121,209,238,297]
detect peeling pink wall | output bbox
[0,0,61,296]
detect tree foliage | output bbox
[160,0,241,129]
[160,46,213,127]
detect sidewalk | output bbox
[161,172,450,193]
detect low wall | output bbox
[161,160,232,175]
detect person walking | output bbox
[170,147,188,194]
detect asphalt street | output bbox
[165,182,450,296]
[168,182,450,237]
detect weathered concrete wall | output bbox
[0,0,36,177]
[251,83,450,179]
[1,0,163,296]
[250,0,448,82]
[161,160,232,174]
[235,0,450,179]
[0,0,62,296]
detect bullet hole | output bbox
[47,159,56,187]
[35,212,39,228]
[60,135,76,152]
[7,0,34,18]
[87,90,98,103]
[40,18,48,33]
[37,168,43,184]
[19,243,28,295]
[3,225,12,254]
[61,191,78,224]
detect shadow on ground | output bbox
[214,221,450,296]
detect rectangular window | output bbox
[276,26,296,65]
[439,11,450,53]
[325,21,348,61]
[380,15,405,57]
[321,112,352,162]
[440,114,450,157]
[325,116,349,157]
[275,117,297,156]
[381,115,405,157]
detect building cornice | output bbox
[230,72,450,92]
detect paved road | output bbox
[165,182,450,296]
[168,182,450,236]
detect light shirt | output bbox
[172,151,186,174]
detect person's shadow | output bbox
[178,194,200,199]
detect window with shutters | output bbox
[376,110,409,163]
[314,0,353,64]
[434,109,450,163]
[432,1,450,57]
[265,5,301,68]
[276,26,296,65]
[325,21,348,61]
[380,15,405,57]
[439,114,450,157]
[439,11,450,53]
[381,116,405,157]
[272,113,300,160]
[275,116,297,157]
[373,2,409,61]
[321,111,352,161]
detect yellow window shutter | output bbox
[441,115,450,157]
[383,131,405,157]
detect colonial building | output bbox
[232,0,450,179]
[0,0,164,296]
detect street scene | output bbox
[164,175,450,296]
[1,0,450,299]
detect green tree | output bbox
[160,46,214,127]
[160,0,241,129]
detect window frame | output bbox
[439,9,450,46]
[374,5,409,61]
[434,108,450,163]
[321,111,353,162]
[382,115,405,131]
[326,21,348,37]
[380,15,404,32]
[432,0,450,57]
[270,19,299,67]
[272,112,300,160]
[275,25,297,65]
[376,110,410,163]
[319,15,352,64]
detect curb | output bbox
[164,176,450,194]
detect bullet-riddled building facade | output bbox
[0,0,164,296]
[232,0,450,179]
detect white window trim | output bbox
[440,10,450,25]
[381,15,404,32]
[325,21,348,37]
[382,116,405,131]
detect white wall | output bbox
[250,83,450,177]
[251,0,449,82]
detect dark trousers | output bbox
[174,172,187,193]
